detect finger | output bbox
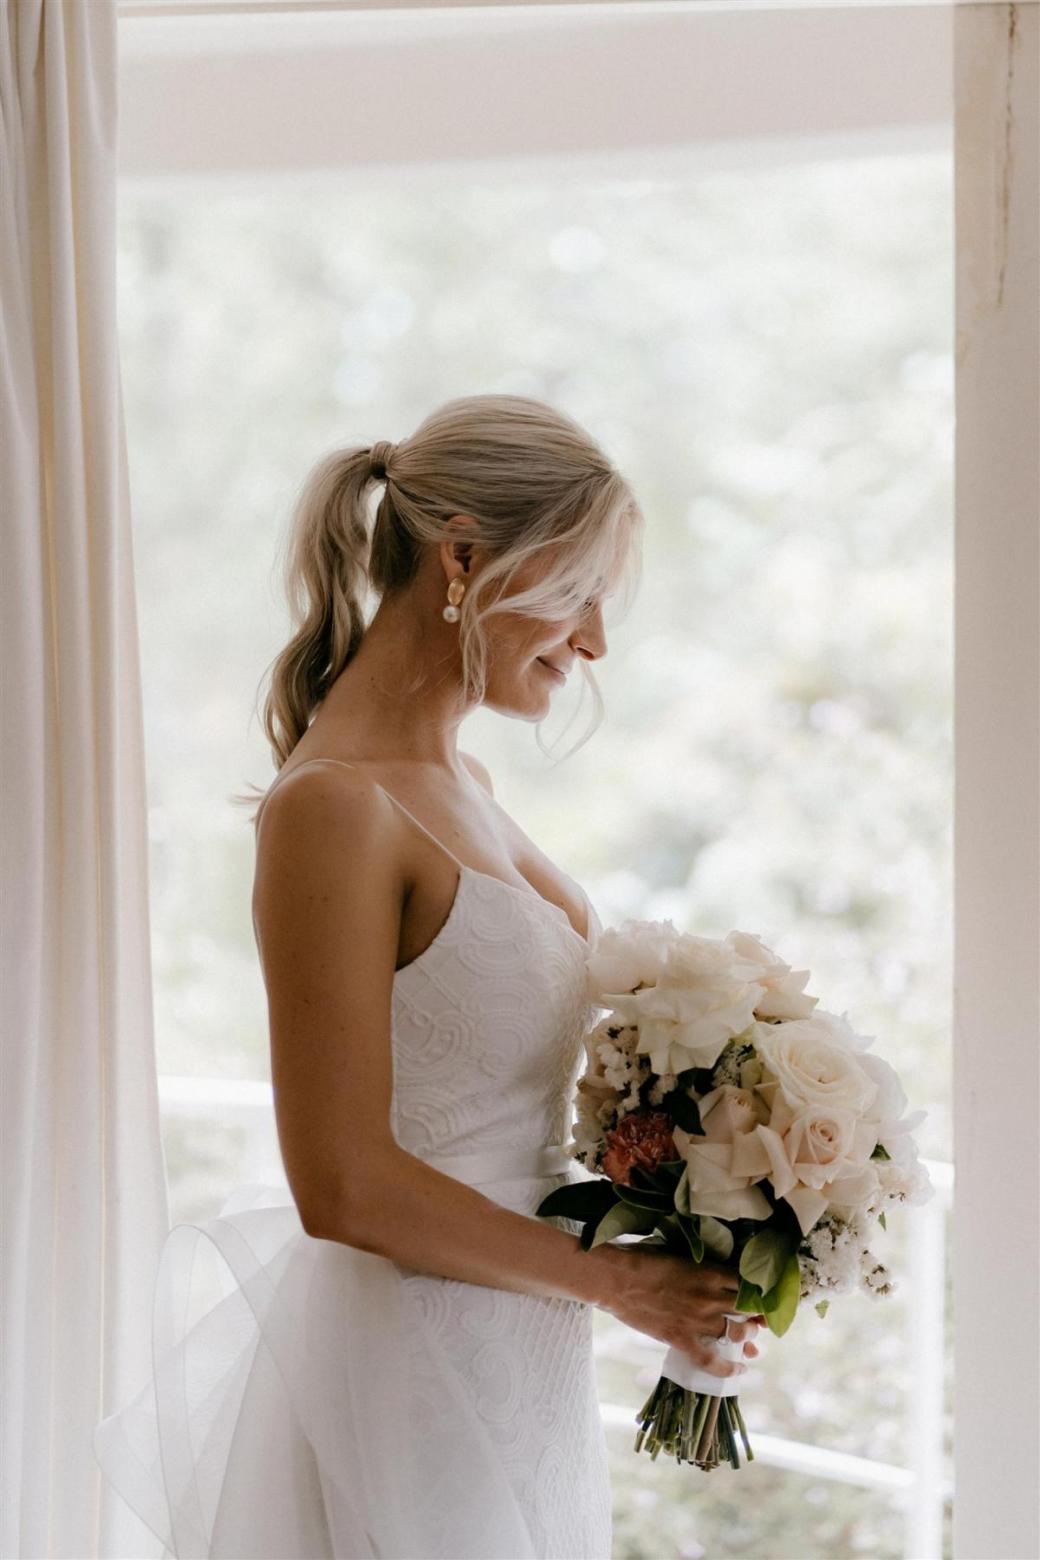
[703,1354,747,1380]
[743,1341,759,1358]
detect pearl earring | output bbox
[443,578,466,623]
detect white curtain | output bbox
[0,4,170,1557]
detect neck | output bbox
[309,586,472,772]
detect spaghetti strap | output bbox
[255,757,469,875]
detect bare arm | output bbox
[252,765,754,1372]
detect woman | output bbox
[94,394,758,1560]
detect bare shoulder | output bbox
[252,761,404,944]
[254,758,394,854]
[460,750,495,798]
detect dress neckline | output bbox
[394,862,589,983]
[257,756,593,949]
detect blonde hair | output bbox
[233,393,643,817]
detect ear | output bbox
[440,514,481,577]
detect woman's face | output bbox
[482,589,608,721]
[443,529,610,720]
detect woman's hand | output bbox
[599,1246,764,1380]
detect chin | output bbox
[482,677,553,721]
[483,695,548,724]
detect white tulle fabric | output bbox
[93,764,612,1559]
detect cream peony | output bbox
[601,967,764,1079]
[604,951,766,1076]
[584,919,684,1005]
[723,929,819,1020]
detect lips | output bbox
[536,657,567,682]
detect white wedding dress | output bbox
[93,759,613,1560]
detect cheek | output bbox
[487,615,551,667]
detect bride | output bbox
[93,393,758,1559]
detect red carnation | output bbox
[600,1110,678,1186]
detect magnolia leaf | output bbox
[739,1229,795,1295]
[652,1212,694,1257]
[588,1199,659,1249]
[761,1253,801,1338]
[616,1182,673,1212]
[815,1299,830,1318]
[878,1210,887,1230]
[698,1216,735,1261]
[674,1164,692,1217]
[630,1161,682,1194]
[536,1179,619,1222]
[871,1142,891,1161]
[666,1090,705,1136]
[676,1212,705,1263]
[733,1277,765,1314]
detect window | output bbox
[117,7,955,1554]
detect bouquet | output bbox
[536,917,933,1470]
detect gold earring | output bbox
[442,578,466,623]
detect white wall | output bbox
[952,6,1039,1557]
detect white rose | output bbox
[805,1008,876,1054]
[856,1050,927,1151]
[673,1120,772,1223]
[725,1087,878,1235]
[723,929,819,1020]
[753,1016,878,1117]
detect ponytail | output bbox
[265,446,377,763]
[233,394,643,821]
[231,443,392,820]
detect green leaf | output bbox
[698,1216,735,1261]
[651,1212,693,1256]
[815,1299,830,1318]
[878,1210,887,1230]
[536,1179,619,1222]
[733,1277,765,1314]
[871,1142,891,1161]
[761,1253,801,1337]
[686,1066,715,1095]
[616,1182,673,1212]
[628,1161,681,1195]
[674,1164,692,1217]
[739,1229,795,1295]
[665,1089,705,1136]
[627,1159,685,1199]
[588,1199,660,1249]
[676,1211,705,1262]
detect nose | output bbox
[573,600,607,661]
